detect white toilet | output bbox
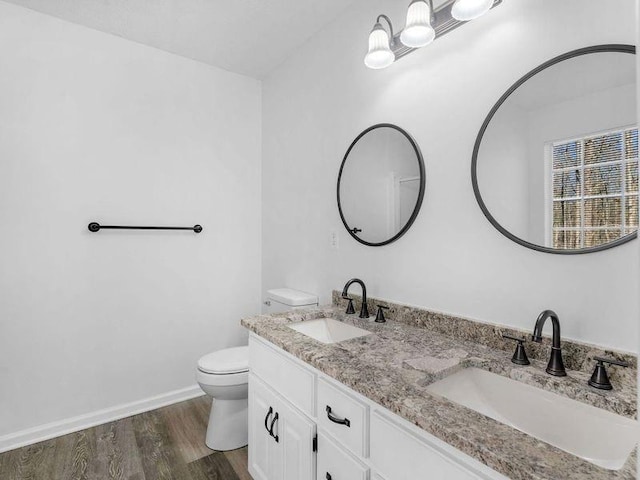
[263,288,319,314]
[197,288,317,451]
[196,346,249,451]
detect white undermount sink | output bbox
[288,318,372,344]
[425,367,639,470]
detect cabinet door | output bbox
[279,398,316,480]
[249,374,282,480]
[249,373,316,480]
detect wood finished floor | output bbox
[0,396,252,480]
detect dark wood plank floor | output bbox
[0,396,252,480]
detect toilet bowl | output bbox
[196,346,249,451]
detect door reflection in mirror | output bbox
[337,124,425,246]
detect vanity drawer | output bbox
[370,411,485,480]
[317,432,368,480]
[317,377,368,457]
[249,336,315,417]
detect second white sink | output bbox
[425,367,639,470]
[288,318,372,344]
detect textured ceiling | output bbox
[3,0,358,78]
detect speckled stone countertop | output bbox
[241,302,637,480]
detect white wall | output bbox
[0,1,261,441]
[262,0,638,352]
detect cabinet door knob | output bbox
[326,405,351,427]
[326,473,332,480]
[264,406,273,434]
[269,412,279,443]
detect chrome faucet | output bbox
[341,278,369,319]
[531,310,566,377]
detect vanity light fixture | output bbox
[451,0,494,21]
[364,15,396,69]
[400,0,435,49]
[365,0,502,69]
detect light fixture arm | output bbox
[376,14,395,45]
[426,0,436,24]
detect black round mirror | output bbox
[472,45,637,254]
[337,124,425,246]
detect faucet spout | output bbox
[342,278,369,319]
[531,309,566,376]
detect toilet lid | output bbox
[198,346,249,374]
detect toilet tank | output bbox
[264,288,319,314]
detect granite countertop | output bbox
[241,305,637,480]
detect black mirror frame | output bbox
[337,123,426,247]
[471,44,638,255]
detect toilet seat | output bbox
[198,346,248,375]
[197,368,248,387]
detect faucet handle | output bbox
[502,334,530,366]
[502,333,526,342]
[594,356,629,368]
[588,356,629,391]
[375,305,389,323]
[343,297,356,315]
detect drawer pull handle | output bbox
[326,474,332,480]
[264,406,273,434]
[269,412,280,443]
[326,405,350,427]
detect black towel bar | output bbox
[88,222,202,233]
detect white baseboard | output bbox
[0,385,205,454]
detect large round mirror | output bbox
[338,124,425,246]
[473,45,637,254]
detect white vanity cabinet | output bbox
[248,334,508,480]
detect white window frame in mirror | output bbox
[542,125,639,249]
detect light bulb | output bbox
[451,0,493,21]
[364,23,395,69]
[400,0,435,48]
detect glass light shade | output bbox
[364,24,395,69]
[451,0,493,21]
[400,0,435,48]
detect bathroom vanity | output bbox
[246,332,508,480]
[242,294,637,480]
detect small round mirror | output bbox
[473,45,637,254]
[337,124,425,246]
